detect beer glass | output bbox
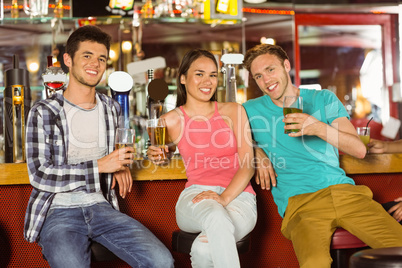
[115,128,136,167]
[146,118,167,161]
[115,128,136,166]
[283,96,303,134]
[115,128,135,150]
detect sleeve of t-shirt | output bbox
[323,90,350,125]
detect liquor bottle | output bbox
[216,0,230,14]
[54,0,64,18]
[141,0,153,19]
[11,0,19,18]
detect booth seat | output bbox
[0,154,401,268]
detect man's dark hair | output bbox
[243,44,289,72]
[65,25,112,60]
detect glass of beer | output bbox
[115,128,136,165]
[357,127,370,151]
[283,96,303,134]
[146,118,167,161]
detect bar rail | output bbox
[1,153,402,185]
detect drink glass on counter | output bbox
[146,118,167,161]
[283,96,303,134]
[357,127,370,151]
[115,128,136,165]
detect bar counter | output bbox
[1,153,402,185]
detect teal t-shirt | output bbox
[243,88,355,217]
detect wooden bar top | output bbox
[1,154,402,186]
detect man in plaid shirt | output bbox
[23,25,174,268]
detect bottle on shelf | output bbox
[11,0,19,18]
[141,0,154,19]
[54,0,64,18]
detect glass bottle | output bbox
[141,0,154,19]
[54,0,63,18]
[11,0,19,18]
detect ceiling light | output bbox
[122,41,132,53]
[28,62,39,73]
[260,37,276,45]
[109,49,118,62]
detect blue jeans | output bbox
[176,185,257,268]
[38,202,174,268]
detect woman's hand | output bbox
[367,139,387,154]
[146,145,169,165]
[192,190,228,207]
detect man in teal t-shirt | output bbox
[242,44,402,268]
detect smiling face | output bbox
[250,53,292,106]
[180,56,218,104]
[64,40,108,88]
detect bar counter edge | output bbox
[1,153,402,185]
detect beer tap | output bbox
[108,71,134,129]
[220,51,244,103]
[4,54,31,163]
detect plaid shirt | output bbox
[24,91,122,243]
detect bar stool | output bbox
[172,229,251,255]
[331,228,368,268]
[350,247,402,268]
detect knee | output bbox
[203,209,233,230]
[153,254,174,268]
[147,246,174,268]
[42,248,90,268]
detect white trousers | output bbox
[175,185,257,268]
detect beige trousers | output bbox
[281,184,402,268]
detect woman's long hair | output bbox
[176,49,218,107]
